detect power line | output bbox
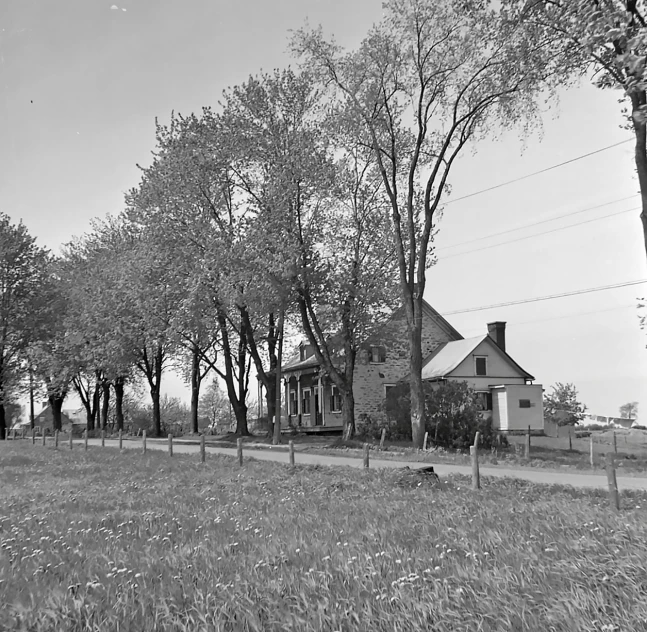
[445,139,633,205]
[438,206,638,260]
[460,304,635,333]
[442,280,647,315]
[437,195,637,251]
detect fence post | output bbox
[69,431,73,450]
[200,434,206,463]
[363,443,370,468]
[589,435,594,468]
[524,425,530,458]
[606,454,620,512]
[55,430,59,450]
[42,431,46,447]
[237,438,243,466]
[423,431,429,452]
[84,430,88,451]
[568,427,573,451]
[31,428,35,445]
[470,445,480,490]
[119,430,123,451]
[142,430,147,455]
[22,427,26,439]
[613,431,617,454]
[289,440,295,466]
[100,430,105,447]
[168,434,173,457]
[380,428,386,450]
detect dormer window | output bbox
[370,346,386,364]
[474,356,487,376]
[300,346,306,361]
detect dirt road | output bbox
[78,437,647,491]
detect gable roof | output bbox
[421,334,534,381]
[282,299,463,373]
[282,354,320,372]
[389,299,463,342]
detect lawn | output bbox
[1,443,647,631]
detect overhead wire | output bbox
[437,194,637,251]
[438,206,638,260]
[444,139,633,205]
[442,280,647,315]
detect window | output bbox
[474,356,487,376]
[475,391,493,411]
[519,399,531,408]
[371,346,386,363]
[289,390,297,416]
[384,384,395,399]
[330,385,342,413]
[301,388,311,415]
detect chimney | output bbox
[487,321,506,352]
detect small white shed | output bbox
[491,384,544,431]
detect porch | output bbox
[284,371,344,430]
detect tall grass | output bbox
[1,444,646,631]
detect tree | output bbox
[294,0,568,447]
[0,215,51,439]
[620,400,639,419]
[220,69,400,440]
[59,230,138,433]
[128,113,256,437]
[522,0,647,258]
[543,382,588,426]
[198,377,232,432]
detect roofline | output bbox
[420,335,535,381]
[390,299,463,341]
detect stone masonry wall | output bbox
[352,311,455,421]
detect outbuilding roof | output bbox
[420,335,534,381]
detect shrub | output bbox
[383,380,500,450]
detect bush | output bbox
[585,423,612,431]
[382,380,501,450]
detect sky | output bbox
[2,0,646,420]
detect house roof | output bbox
[420,335,535,381]
[390,300,463,342]
[282,354,320,372]
[282,299,463,373]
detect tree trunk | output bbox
[341,387,356,440]
[151,345,164,436]
[217,310,250,436]
[49,393,65,432]
[265,381,276,428]
[101,380,110,430]
[409,296,426,449]
[29,368,35,429]
[151,386,161,436]
[273,308,285,445]
[93,380,102,429]
[114,377,124,432]
[0,403,6,440]
[190,343,200,434]
[233,400,249,436]
[631,91,647,259]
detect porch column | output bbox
[318,374,325,426]
[297,374,302,417]
[284,378,289,428]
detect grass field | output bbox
[2,443,647,631]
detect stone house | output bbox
[281,300,542,432]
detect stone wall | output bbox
[353,311,454,421]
